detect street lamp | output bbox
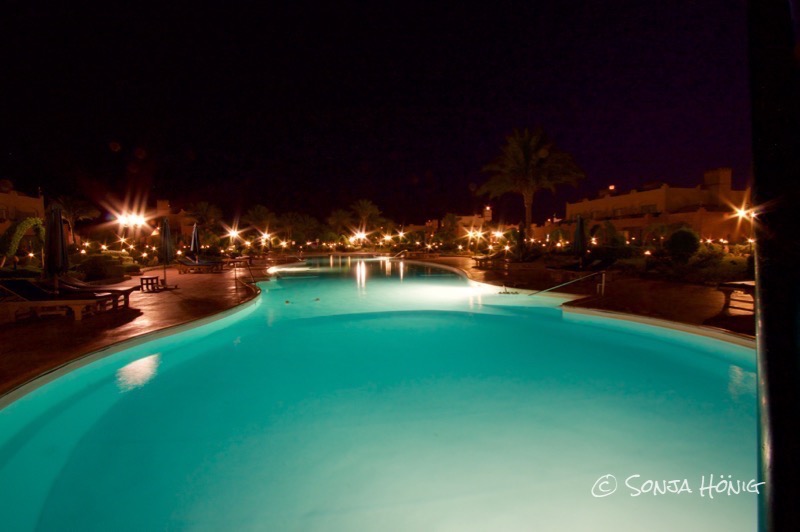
[736,207,755,254]
[227,229,239,253]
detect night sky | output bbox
[3,1,751,226]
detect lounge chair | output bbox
[717,281,755,314]
[56,277,137,308]
[472,251,507,269]
[176,257,223,274]
[0,279,113,321]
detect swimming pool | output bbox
[0,257,758,531]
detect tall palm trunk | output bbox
[522,190,534,239]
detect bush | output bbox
[76,255,125,281]
[690,244,724,267]
[665,228,700,264]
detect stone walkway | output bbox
[0,265,259,395]
[0,255,755,396]
[427,256,755,337]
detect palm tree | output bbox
[187,201,223,248]
[242,205,277,233]
[54,196,100,243]
[480,128,584,237]
[187,201,222,230]
[327,209,354,238]
[350,199,381,231]
[279,212,319,243]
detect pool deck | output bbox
[0,255,754,396]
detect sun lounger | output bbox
[717,281,755,314]
[176,257,223,274]
[472,251,507,269]
[56,277,137,308]
[0,279,113,321]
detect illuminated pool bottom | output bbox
[0,260,757,531]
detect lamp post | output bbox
[227,229,239,254]
[736,207,755,254]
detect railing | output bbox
[528,270,607,297]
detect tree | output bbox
[437,213,460,247]
[350,199,381,231]
[187,202,222,228]
[279,212,319,243]
[480,128,584,237]
[665,228,700,264]
[0,217,45,268]
[326,209,354,238]
[53,196,100,242]
[187,202,223,246]
[242,205,277,233]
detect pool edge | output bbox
[0,281,262,408]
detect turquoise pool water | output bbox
[0,258,757,531]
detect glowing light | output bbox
[504,245,510,251]
[493,231,503,239]
[116,354,161,392]
[101,245,107,250]
[176,250,183,255]
[280,241,288,248]
[355,231,367,240]
[747,238,755,243]
[383,235,392,242]
[228,229,240,239]
[80,249,86,255]
[142,252,148,258]
[28,252,34,258]
[644,250,652,256]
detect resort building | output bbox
[152,200,197,242]
[532,168,753,244]
[0,180,45,236]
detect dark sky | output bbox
[2,1,751,226]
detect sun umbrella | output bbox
[573,215,587,269]
[159,217,175,287]
[44,205,70,293]
[189,223,200,263]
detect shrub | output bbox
[690,244,725,267]
[76,255,125,281]
[665,228,700,264]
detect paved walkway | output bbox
[0,255,754,396]
[427,256,755,337]
[0,265,259,395]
